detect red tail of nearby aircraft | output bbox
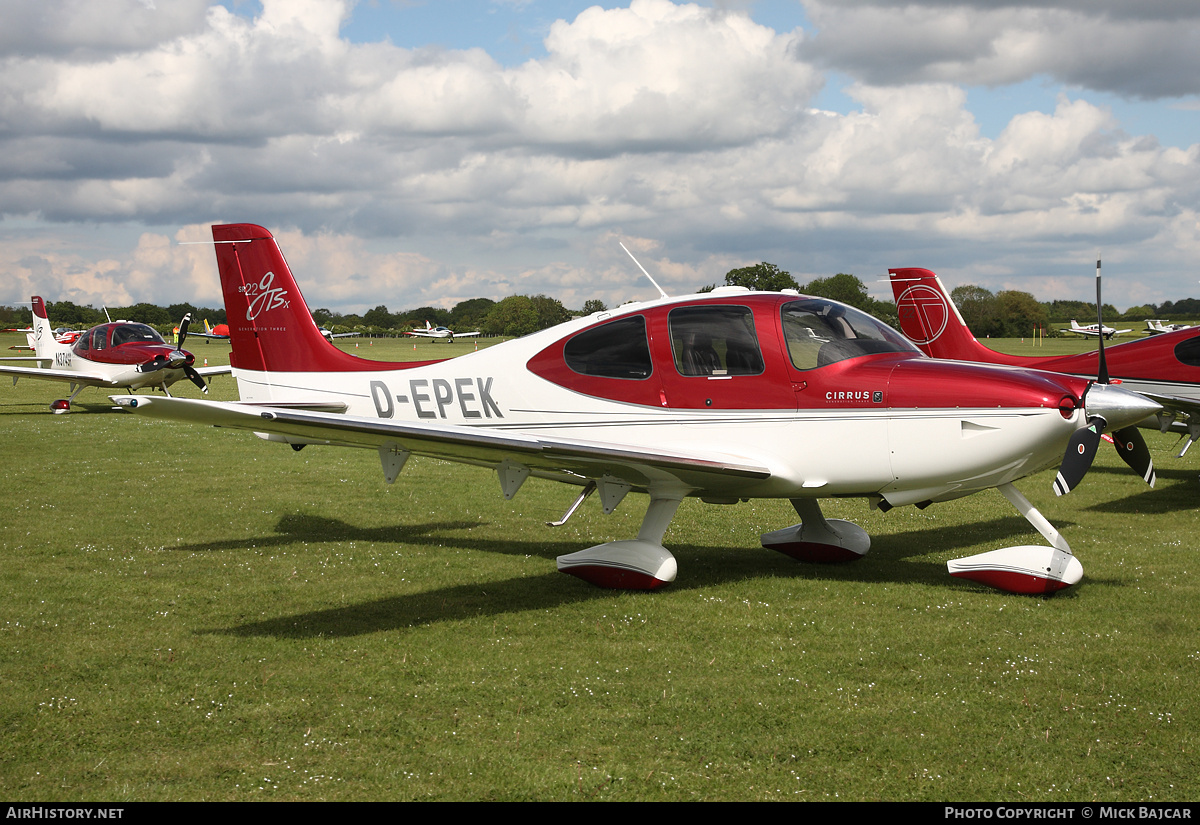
[889,268,1031,366]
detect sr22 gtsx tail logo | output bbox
[241,271,290,320]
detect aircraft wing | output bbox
[1141,391,1200,449]
[196,365,233,378]
[406,330,438,338]
[0,364,113,386]
[110,396,774,493]
[187,331,228,340]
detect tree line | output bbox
[3,268,1196,339]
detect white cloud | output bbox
[0,0,1199,312]
[801,0,1200,98]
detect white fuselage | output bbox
[231,316,1081,507]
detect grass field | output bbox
[1,332,1197,801]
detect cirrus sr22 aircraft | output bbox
[112,224,1161,595]
[1,297,231,412]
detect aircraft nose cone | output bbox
[1083,383,1161,430]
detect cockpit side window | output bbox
[668,305,764,377]
[563,315,652,380]
[781,299,919,370]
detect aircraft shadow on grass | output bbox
[1080,479,1198,515]
[209,511,1079,639]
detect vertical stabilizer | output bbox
[888,268,1023,364]
[210,224,414,374]
[29,297,70,362]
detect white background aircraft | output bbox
[1067,319,1132,339]
[115,224,1159,595]
[1,297,230,412]
[407,321,480,342]
[1144,319,1194,335]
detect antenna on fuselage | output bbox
[103,306,112,323]
[620,242,668,300]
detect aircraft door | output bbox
[650,304,796,412]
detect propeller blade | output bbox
[177,313,192,350]
[1111,426,1156,487]
[183,365,209,394]
[1053,418,1103,496]
[1095,258,1109,384]
[137,355,170,374]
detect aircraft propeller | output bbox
[1053,260,1156,496]
[136,314,210,393]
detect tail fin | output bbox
[29,297,69,361]
[888,268,1024,365]
[204,319,213,335]
[210,224,402,373]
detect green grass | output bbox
[1,333,1198,800]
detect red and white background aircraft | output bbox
[190,320,230,340]
[113,224,1160,595]
[889,267,1200,455]
[0,297,231,412]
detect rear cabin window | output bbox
[668,305,764,376]
[781,299,919,370]
[563,315,652,380]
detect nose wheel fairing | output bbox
[947,546,1082,595]
[945,482,1081,594]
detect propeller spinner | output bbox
[135,314,210,393]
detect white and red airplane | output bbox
[407,320,479,342]
[889,266,1200,455]
[1067,319,1131,339]
[0,297,231,413]
[112,224,1160,595]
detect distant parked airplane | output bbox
[1067,319,1131,339]
[407,321,480,342]
[1144,319,1194,335]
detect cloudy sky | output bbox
[2,0,1199,314]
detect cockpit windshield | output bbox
[111,324,166,346]
[781,299,920,370]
